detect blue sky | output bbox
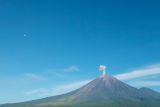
[0,0,160,104]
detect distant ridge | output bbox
[1,74,160,107]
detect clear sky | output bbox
[0,0,160,104]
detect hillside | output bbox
[1,75,160,107]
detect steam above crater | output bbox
[99,65,107,76]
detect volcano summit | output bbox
[1,74,160,107]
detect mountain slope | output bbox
[1,75,160,107]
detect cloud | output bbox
[114,64,160,80]
[25,64,160,98]
[113,64,160,88]
[52,80,91,95]
[25,88,50,97]
[25,73,42,81]
[64,66,79,72]
[25,80,91,97]
[129,80,160,87]
[50,64,160,93]
[46,66,79,76]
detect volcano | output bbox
[1,75,160,107]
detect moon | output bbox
[24,34,27,37]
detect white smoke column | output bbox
[99,65,107,76]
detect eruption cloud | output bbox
[99,65,107,76]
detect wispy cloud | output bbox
[25,73,43,81]
[25,64,160,98]
[46,69,66,78]
[25,80,91,97]
[52,80,91,95]
[25,88,50,97]
[64,66,79,72]
[46,66,79,77]
[129,80,160,87]
[114,64,160,80]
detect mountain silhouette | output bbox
[1,75,160,107]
